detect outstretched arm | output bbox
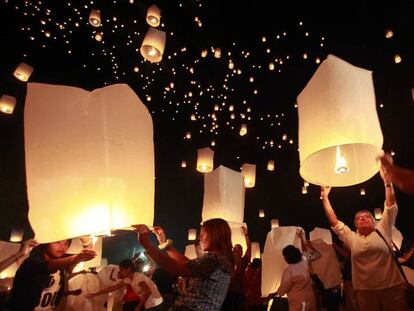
[153,227,189,264]
[381,153,414,194]
[320,186,339,227]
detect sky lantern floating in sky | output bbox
[188,228,197,241]
[140,27,166,63]
[146,4,161,27]
[241,163,256,188]
[24,83,154,243]
[267,160,275,171]
[251,242,261,260]
[202,165,247,252]
[89,9,101,27]
[0,95,16,114]
[239,123,247,136]
[196,147,214,173]
[271,218,279,228]
[297,54,383,187]
[13,62,33,82]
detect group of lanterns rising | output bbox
[88,5,166,63]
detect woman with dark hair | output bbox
[270,245,316,311]
[6,239,96,311]
[133,218,234,311]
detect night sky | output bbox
[1,0,414,260]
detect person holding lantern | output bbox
[6,239,96,311]
[133,218,234,311]
[320,165,408,310]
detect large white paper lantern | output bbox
[251,242,261,260]
[89,9,101,27]
[262,226,303,297]
[310,227,332,244]
[146,4,161,27]
[202,165,245,224]
[297,54,383,186]
[24,83,154,243]
[13,62,33,82]
[241,163,256,188]
[197,147,214,173]
[140,27,166,63]
[0,95,16,114]
[188,229,197,241]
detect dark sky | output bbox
[1,0,414,257]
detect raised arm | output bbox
[153,227,189,264]
[320,186,338,227]
[134,225,191,278]
[86,281,125,298]
[380,165,396,207]
[381,153,414,195]
[242,226,251,262]
[47,249,96,272]
[0,239,37,273]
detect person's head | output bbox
[354,210,375,236]
[118,259,135,278]
[233,244,243,260]
[35,239,71,259]
[282,245,302,264]
[251,258,261,269]
[200,218,234,266]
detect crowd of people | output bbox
[1,153,414,311]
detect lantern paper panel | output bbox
[297,54,383,187]
[262,226,303,297]
[184,244,198,260]
[310,227,332,244]
[0,95,16,114]
[140,27,166,63]
[241,163,256,188]
[308,239,341,289]
[202,165,245,224]
[146,4,161,27]
[0,241,30,278]
[251,242,261,260]
[24,83,154,243]
[14,62,33,82]
[188,228,197,241]
[197,147,214,173]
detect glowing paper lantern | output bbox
[271,219,279,228]
[310,227,332,244]
[259,209,265,218]
[0,95,16,114]
[202,166,245,224]
[146,4,161,27]
[181,161,187,168]
[140,27,166,63]
[360,188,366,195]
[89,9,101,27]
[9,228,24,242]
[24,83,154,243]
[241,163,256,188]
[301,186,308,194]
[197,147,214,173]
[385,29,394,39]
[394,54,402,64]
[188,228,197,241]
[251,242,261,260]
[95,32,103,42]
[214,48,221,58]
[184,244,197,260]
[374,208,382,220]
[13,62,33,82]
[267,160,275,171]
[297,54,383,186]
[262,226,303,296]
[239,124,247,136]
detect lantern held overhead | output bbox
[297,54,383,186]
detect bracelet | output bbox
[385,183,393,187]
[158,239,173,250]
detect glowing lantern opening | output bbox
[146,5,161,27]
[197,147,214,173]
[89,9,101,27]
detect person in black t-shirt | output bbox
[6,239,96,311]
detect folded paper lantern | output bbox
[310,227,332,244]
[188,228,197,241]
[251,242,261,260]
[297,54,383,186]
[146,4,161,27]
[24,83,154,243]
[13,62,33,82]
[0,95,16,114]
[202,166,245,224]
[140,27,166,63]
[89,9,101,27]
[262,226,303,297]
[197,147,214,173]
[241,163,256,188]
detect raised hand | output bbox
[75,249,96,263]
[320,186,331,199]
[152,226,167,244]
[19,239,38,257]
